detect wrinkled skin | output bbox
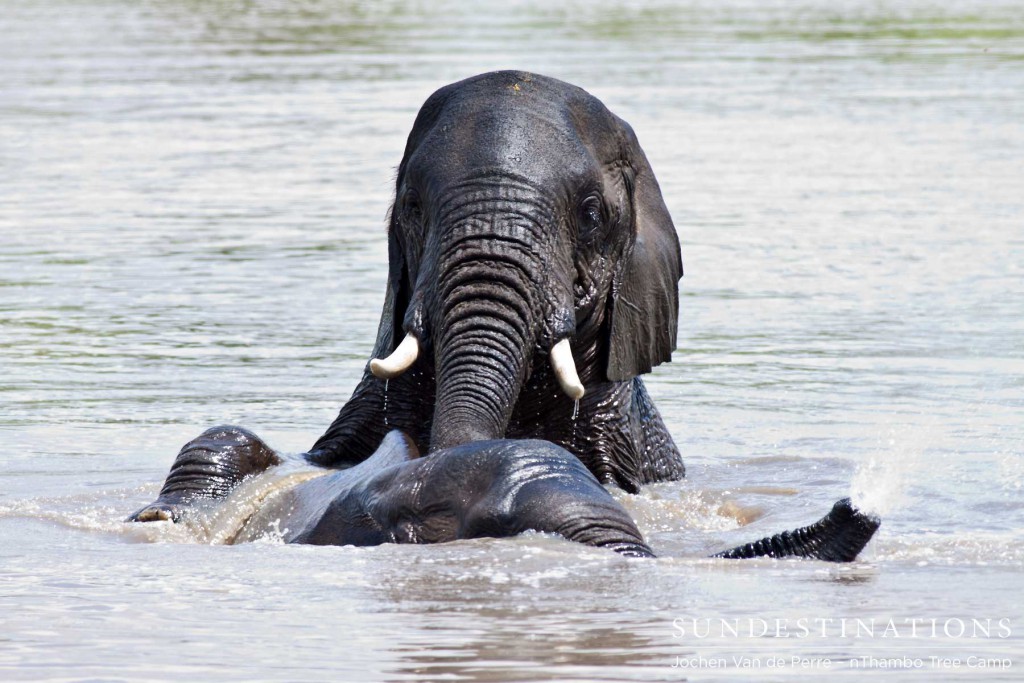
[127,73,883,561]
[309,71,685,493]
[129,427,879,562]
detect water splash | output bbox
[850,452,906,518]
[614,484,743,535]
[200,465,327,544]
[0,464,328,546]
[850,424,930,517]
[126,465,320,545]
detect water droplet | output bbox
[383,379,389,426]
[569,399,580,452]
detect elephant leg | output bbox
[713,498,880,563]
[306,366,436,469]
[127,425,282,523]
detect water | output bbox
[2,0,1022,679]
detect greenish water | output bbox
[1,1,1022,680]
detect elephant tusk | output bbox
[549,339,585,400]
[370,333,419,379]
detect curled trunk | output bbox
[714,498,880,563]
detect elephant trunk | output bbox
[429,217,545,451]
[714,498,880,563]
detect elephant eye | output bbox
[577,195,603,233]
[402,191,423,225]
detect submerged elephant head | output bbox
[312,71,684,490]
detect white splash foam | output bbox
[850,451,908,517]
[850,425,931,517]
[198,465,327,545]
[613,484,742,534]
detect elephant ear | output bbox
[605,132,683,383]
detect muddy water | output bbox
[1,0,1022,680]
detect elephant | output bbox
[127,72,882,562]
[128,426,880,562]
[307,70,686,493]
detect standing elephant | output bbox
[310,71,685,492]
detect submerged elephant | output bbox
[130,426,879,561]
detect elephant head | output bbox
[310,71,685,491]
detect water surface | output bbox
[2,0,1022,680]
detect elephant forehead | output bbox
[411,94,597,188]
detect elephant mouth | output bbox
[369,331,585,400]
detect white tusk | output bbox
[370,333,419,379]
[549,338,585,400]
